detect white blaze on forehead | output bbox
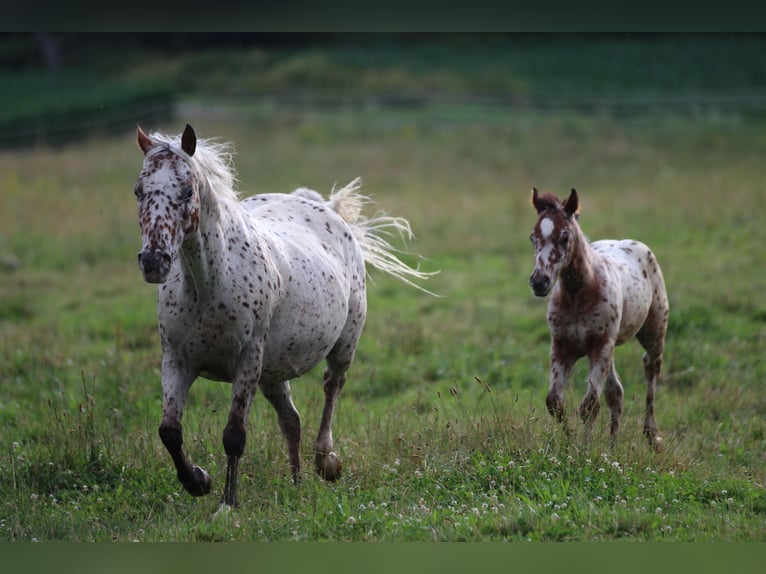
[539,217,555,239]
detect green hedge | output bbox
[0,72,174,148]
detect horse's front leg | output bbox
[158,358,211,497]
[221,349,262,509]
[546,341,576,430]
[579,345,614,434]
[603,359,624,439]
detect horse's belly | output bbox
[259,322,345,384]
[614,265,653,344]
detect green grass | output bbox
[1,90,766,540]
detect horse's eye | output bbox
[559,230,570,246]
[134,183,143,199]
[529,233,534,243]
[181,185,194,201]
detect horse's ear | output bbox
[181,124,196,157]
[563,188,579,218]
[531,187,544,213]
[136,125,154,155]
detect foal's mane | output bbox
[147,130,241,210]
[534,191,565,213]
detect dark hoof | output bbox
[181,465,212,497]
[315,452,342,482]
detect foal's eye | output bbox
[559,230,570,246]
[180,185,194,201]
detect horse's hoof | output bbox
[315,451,342,482]
[182,465,212,497]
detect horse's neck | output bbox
[560,226,595,293]
[179,188,245,298]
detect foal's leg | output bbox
[603,359,624,439]
[641,350,663,452]
[157,358,211,497]
[637,293,668,452]
[579,345,614,434]
[546,341,576,428]
[261,380,302,482]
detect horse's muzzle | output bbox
[530,272,551,297]
[138,250,172,284]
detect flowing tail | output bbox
[327,177,438,295]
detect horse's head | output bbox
[528,187,579,297]
[134,124,201,284]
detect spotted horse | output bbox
[133,124,434,510]
[528,188,669,450]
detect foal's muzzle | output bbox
[530,271,551,297]
[138,250,172,284]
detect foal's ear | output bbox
[181,124,197,157]
[563,188,579,218]
[136,125,154,155]
[531,187,545,213]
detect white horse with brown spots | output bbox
[528,188,668,450]
[134,124,433,509]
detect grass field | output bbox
[1,37,766,542]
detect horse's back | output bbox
[592,239,668,343]
[239,191,368,383]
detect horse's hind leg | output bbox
[603,359,624,439]
[641,350,663,452]
[261,381,302,482]
[314,363,347,481]
[637,292,668,452]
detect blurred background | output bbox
[3,32,766,149]
[2,33,766,542]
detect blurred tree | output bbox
[35,32,60,73]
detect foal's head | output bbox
[134,124,201,283]
[528,187,580,297]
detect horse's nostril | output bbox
[530,273,550,296]
[161,252,172,265]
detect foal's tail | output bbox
[327,177,438,295]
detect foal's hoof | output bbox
[212,503,234,519]
[644,429,664,453]
[182,465,212,497]
[315,451,342,482]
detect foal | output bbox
[529,188,669,450]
